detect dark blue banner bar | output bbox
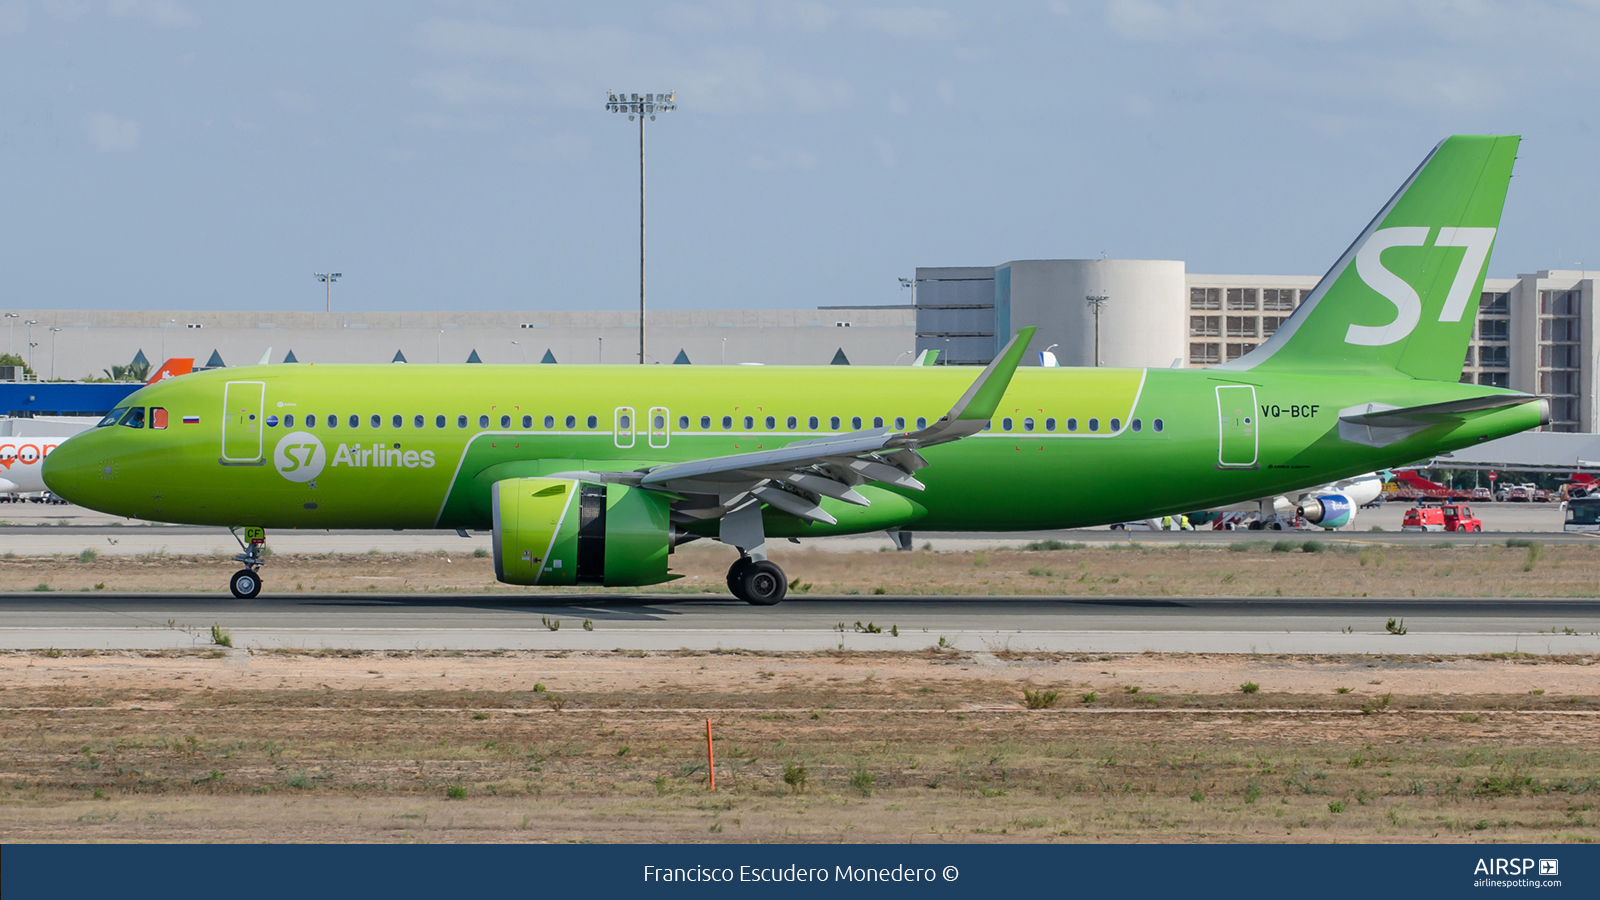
[3,843,1594,898]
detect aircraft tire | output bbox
[739,560,787,606]
[229,569,262,600]
[726,558,754,599]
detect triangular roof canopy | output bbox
[672,349,691,365]
[204,350,225,368]
[830,348,850,365]
[540,349,557,364]
[392,350,407,363]
[131,349,149,367]
[465,349,482,363]
[283,350,299,363]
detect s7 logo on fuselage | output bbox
[1345,226,1495,347]
[273,431,327,483]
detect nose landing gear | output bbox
[726,557,787,605]
[228,526,267,599]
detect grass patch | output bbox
[1023,689,1060,709]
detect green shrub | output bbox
[210,624,232,648]
[1022,539,1084,551]
[1271,541,1296,553]
[1300,540,1325,553]
[78,548,97,563]
[446,785,467,799]
[1240,682,1260,694]
[1227,542,1251,552]
[1329,800,1347,813]
[783,763,808,794]
[1081,691,1098,704]
[1023,689,1060,709]
[849,766,876,796]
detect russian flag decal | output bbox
[182,415,200,424]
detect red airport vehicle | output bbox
[1401,507,1446,532]
[1440,504,1483,532]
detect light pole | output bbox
[898,276,917,305]
[605,90,676,365]
[598,336,603,364]
[512,340,525,364]
[48,327,61,381]
[159,319,176,362]
[436,329,444,364]
[721,337,727,365]
[25,320,37,371]
[4,313,17,357]
[315,272,342,313]
[1085,295,1109,367]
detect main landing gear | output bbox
[228,526,267,599]
[726,556,787,606]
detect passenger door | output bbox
[1215,384,1258,468]
[221,381,266,464]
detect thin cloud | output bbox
[82,112,140,151]
[852,7,956,40]
[106,0,200,28]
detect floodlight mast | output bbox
[1086,295,1109,367]
[605,90,676,364]
[314,272,343,313]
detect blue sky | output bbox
[3,1,1597,312]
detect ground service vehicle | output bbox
[1565,497,1600,534]
[43,136,1548,602]
[1441,504,1483,532]
[1402,507,1447,532]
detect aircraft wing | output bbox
[599,328,1036,526]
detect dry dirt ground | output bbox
[3,539,1599,597]
[0,649,1597,843]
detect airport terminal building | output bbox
[5,261,1596,432]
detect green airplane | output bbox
[43,135,1544,604]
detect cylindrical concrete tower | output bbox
[998,259,1187,368]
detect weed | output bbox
[1027,567,1053,577]
[1190,790,1204,803]
[472,712,488,721]
[1530,689,1545,696]
[849,765,876,796]
[78,548,97,563]
[890,624,899,637]
[446,785,467,799]
[1301,540,1325,553]
[33,583,51,592]
[532,683,546,692]
[972,551,989,567]
[1505,537,1537,548]
[209,624,233,648]
[1385,617,1408,635]
[653,775,668,795]
[1329,800,1347,813]
[541,616,561,632]
[93,582,105,590]
[285,772,310,790]
[1243,783,1262,804]
[1522,543,1544,571]
[1023,689,1060,709]
[1459,713,1484,723]
[1241,682,1260,694]
[854,621,882,634]
[1228,542,1251,553]
[1360,692,1393,716]
[1271,541,1296,553]
[1335,686,1352,694]
[1022,539,1084,551]
[871,587,886,595]
[582,618,594,632]
[616,745,630,757]
[472,547,488,558]
[783,763,808,794]
[546,694,568,712]
[44,647,62,659]
[1081,691,1098,704]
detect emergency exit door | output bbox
[221,381,266,464]
[1215,384,1258,468]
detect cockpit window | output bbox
[97,407,130,427]
[120,407,146,429]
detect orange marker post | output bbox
[706,718,715,791]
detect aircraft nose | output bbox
[41,432,99,502]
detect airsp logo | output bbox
[1347,225,1496,347]
[273,431,326,483]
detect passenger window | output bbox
[327,415,337,429]
[851,416,862,430]
[700,415,711,429]
[284,414,295,428]
[916,417,926,430]
[830,416,841,430]
[1001,417,1013,431]
[1131,418,1142,432]
[544,415,554,429]
[456,415,467,428]
[764,415,775,430]
[873,416,883,428]
[743,415,754,429]
[565,415,576,429]
[1022,417,1033,432]
[1066,417,1077,432]
[586,415,597,429]
[655,415,667,429]
[619,414,631,430]
[479,415,490,428]
[97,407,129,427]
[150,408,168,430]
[721,415,732,430]
[500,415,510,428]
[1089,418,1100,432]
[1153,418,1164,433]
[435,415,446,428]
[412,415,423,428]
[678,415,689,430]
[786,416,797,430]
[391,415,402,428]
[121,407,146,429]
[894,416,904,430]
[1045,417,1055,432]
[1110,418,1121,432]
[349,415,359,428]
[808,416,818,430]
[522,415,532,428]
[372,415,381,428]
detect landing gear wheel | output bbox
[738,560,787,606]
[230,569,262,600]
[726,557,755,596]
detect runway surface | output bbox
[3,591,1597,655]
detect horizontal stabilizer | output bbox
[1339,393,1539,427]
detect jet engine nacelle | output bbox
[1297,493,1355,529]
[491,477,675,587]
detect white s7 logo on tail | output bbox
[1344,226,1496,346]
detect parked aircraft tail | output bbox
[1221,135,1519,382]
[146,358,195,384]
